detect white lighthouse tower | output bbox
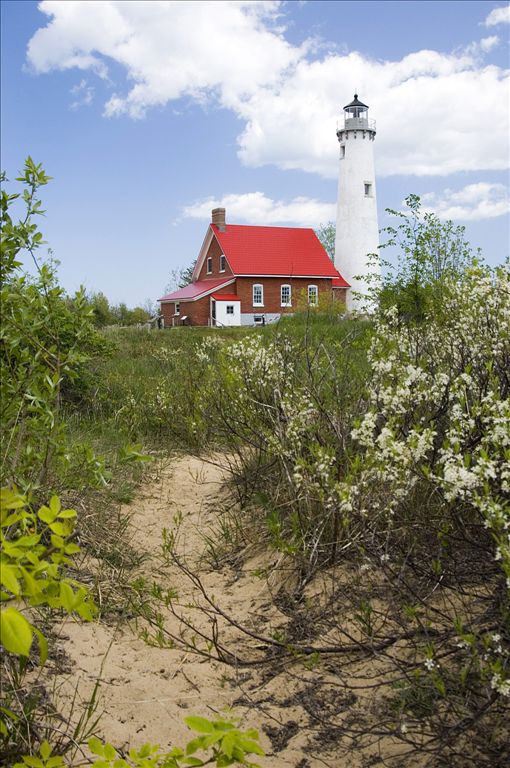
[334,95,380,311]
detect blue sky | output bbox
[1,0,509,307]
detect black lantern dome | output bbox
[343,94,369,118]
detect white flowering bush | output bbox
[202,204,509,764]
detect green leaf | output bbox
[59,581,77,612]
[57,508,77,519]
[221,732,236,758]
[18,758,43,768]
[0,564,20,596]
[48,520,72,537]
[40,742,51,760]
[184,716,216,734]
[239,738,264,755]
[33,626,48,665]
[88,736,105,756]
[38,505,56,524]
[46,758,65,768]
[185,737,206,755]
[0,607,33,656]
[103,743,118,760]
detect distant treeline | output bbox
[86,292,158,327]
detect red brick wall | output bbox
[235,277,334,314]
[160,283,234,327]
[197,236,233,280]
[161,278,345,326]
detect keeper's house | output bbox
[158,208,349,327]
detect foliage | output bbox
[315,221,335,261]
[13,715,264,768]
[377,194,477,321]
[166,259,197,293]
[1,158,107,491]
[86,292,153,328]
[0,487,97,757]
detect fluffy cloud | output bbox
[27,1,303,116]
[182,192,335,226]
[27,1,509,178]
[422,182,510,221]
[484,6,510,26]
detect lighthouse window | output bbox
[364,183,372,197]
[340,145,345,158]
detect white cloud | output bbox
[27,1,510,178]
[484,6,510,27]
[182,192,335,226]
[422,183,510,221]
[69,78,94,109]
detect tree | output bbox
[89,291,113,327]
[315,222,336,261]
[379,194,477,321]
[166,259,196,292]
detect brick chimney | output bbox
[212,207,226,232]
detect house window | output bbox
[281,284,291,307]
[364,183,372,197]
[253,284,264,306]
[220,254,226,272]
[226,305,234,315]
[175,302,180,315]
[308,285,318,306]
[207,256,213,274]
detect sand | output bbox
[46,454,415,768]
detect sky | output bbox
[1,0,509,307]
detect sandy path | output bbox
[52,455,322,767]
[48,456,398,768]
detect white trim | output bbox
[235,273,335,279]
[308,284,319,306]
[159,278,235,303]
[252,283,264,307]
[280,283,292,307]
[213,297,240,302]
[192,226,215,281]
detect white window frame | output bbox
[308,285,318,306]
[175,302,180,315]
[207,256,213,274]
[280,284,292,307]
[253,283,264,307]
[220,254,226,272]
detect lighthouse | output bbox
[334,95,380,311]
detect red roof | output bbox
[211,293,240,301]
[332,276,349,288]
[159,277,233,302]
[211,224,343,279]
